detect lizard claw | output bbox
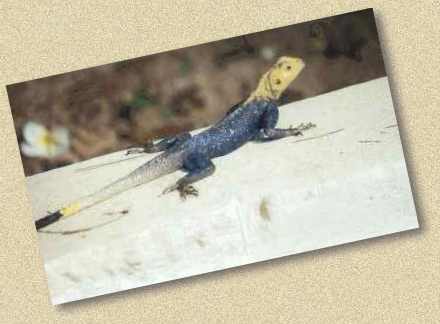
[161,184,198,200]
[179,185,198,200]
[289,122,316,136]
[298,122,316,131]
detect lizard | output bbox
[35,56,315,231]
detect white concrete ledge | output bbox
[27,77,418,304]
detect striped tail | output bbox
[35,152,182,231]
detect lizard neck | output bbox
[244,70,280,105]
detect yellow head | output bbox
[246,56,305,103]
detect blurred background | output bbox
[7,9,385,176]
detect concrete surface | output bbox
[27,77,418,304]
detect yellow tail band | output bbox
[60,202,81,218]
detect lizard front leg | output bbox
[254,103,315,142]
[162,153,215,200]
[126,133,191,155]
[255,122,316,141]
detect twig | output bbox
[358,140,381,143]
[290,128,345,144]
[38,210,129,235]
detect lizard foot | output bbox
[289,122,316,136]
[161,184,199,200]
[178,185,199,200]
[125,147,145,155]
[125,141,156,155]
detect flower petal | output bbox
[51,127,70,156]
[20,142,47,158]
[52,128,70,147]
[22,121,48,146]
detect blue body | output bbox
[181,99,278,160]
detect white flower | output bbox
[20,121,70,158]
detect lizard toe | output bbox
[125,148,145,155]
[162,184,179,195]
[178,185,199,200]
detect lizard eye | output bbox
[275,79,281,85]
[286,65,291,70]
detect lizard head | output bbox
[246,56,305,103]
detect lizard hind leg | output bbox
[162,153,215,200]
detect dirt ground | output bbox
[7,9,385,176]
